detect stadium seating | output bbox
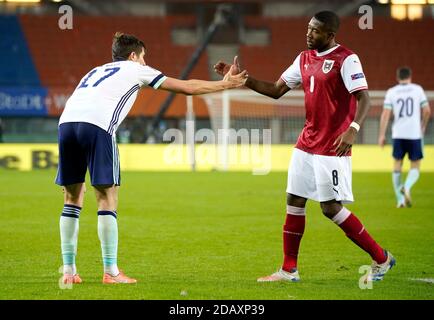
[241,17,434,90]
[18,15,210,87]
[2,15,432,91]
[0,15,40,86]
[0,15,431,119]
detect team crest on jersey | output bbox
[322,60,335,74]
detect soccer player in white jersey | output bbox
[379,67,431,208]
[56,32,247,284]
[215,11,395,283]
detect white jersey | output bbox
[384,83,428,139]
[59,60,167,135]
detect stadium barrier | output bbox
[0,144,433,172]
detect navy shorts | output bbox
[55,122,120,186]
[392,139,423,161]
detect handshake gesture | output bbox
[216,56,248,90]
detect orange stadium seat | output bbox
[241,17,434,90]
[19,15,209,88]
[18,15,433,119]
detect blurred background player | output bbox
[378,67,431,208]
[215,11,395,283]
[57,32,247,284]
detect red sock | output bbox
[334,208,387,264]
[282,206,305,272]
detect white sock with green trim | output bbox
[404,168,420,193]
[97,211,119,276]
[392,171,403,203]
[60,204,81,275]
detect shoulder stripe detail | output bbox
[107,84,140,135]
[149,73,165,88]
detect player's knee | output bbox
[63,184,85,206]
[94,187,117,211]
[320,202,342,219]
[287,193,307,207]
[64,195,84,207]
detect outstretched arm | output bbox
[159,65,247,95]
[244,76,290,99]
[333,89,371,156]
[214,56,290,99]
[378,108,392,147]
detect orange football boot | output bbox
[102,270,137,284]
[62,274,82,284]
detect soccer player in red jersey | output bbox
[214,11,395,282]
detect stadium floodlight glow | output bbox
[377,0,389,4]
[408,4,423,19]
[4,0,41,2]
[391,4,407,19]
[390,0,427,4]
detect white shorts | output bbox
[286,148,354,203]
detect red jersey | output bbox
[281,45,368,156]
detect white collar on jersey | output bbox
[315,44,340,57]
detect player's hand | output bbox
[333,127,357,157]
[223,64,248,87]
[214,56,241,76]
[378,135,386,148]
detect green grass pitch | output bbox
[0,170,433,300]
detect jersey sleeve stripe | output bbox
[153,75,167,89]
[383,104,392,110]
[280,76,289,85]
[420,100,428,107]
[349,86,368,93]
[280,76,298,89]
[149,73,165,88]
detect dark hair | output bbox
[313,11,340,33]
[397,67,412,80]
[112,32,145,62]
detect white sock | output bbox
[60,205,81,274]
[392,171,403,203]
[404,168,420,192]
[104,264,120,276]
[97,211,119,276]
[63,264,77,275]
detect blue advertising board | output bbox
[0,87,48,116]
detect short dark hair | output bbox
[313,11,340,33]
[112,32,145,62]
[397,67,412,80]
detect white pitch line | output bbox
[409,278,434,284]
